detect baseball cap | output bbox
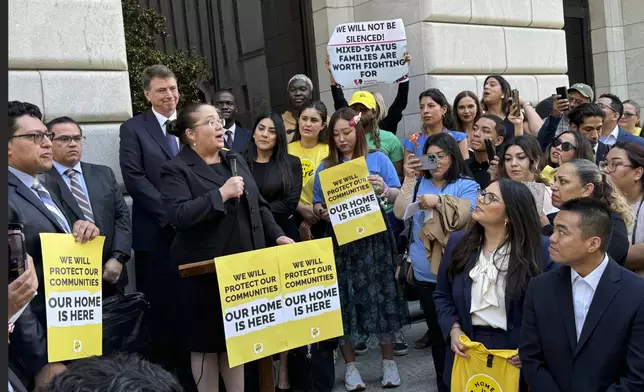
[349,91,377,110]
[568,83,594,102]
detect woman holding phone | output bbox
[393,133,479,392]
[312,107,408,390]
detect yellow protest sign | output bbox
[318,157,386,245]
[277,238,343,349]
[216,239,342,367]
[40,233,105,362]
[216,247,286,367]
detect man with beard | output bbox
[212,90,251,152]
[537,83,594,150]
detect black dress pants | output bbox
[414,278,449,392]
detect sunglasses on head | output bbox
[552,138,577,152]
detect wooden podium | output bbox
[179,260,275,392]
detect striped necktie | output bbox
[31,179,72,233]
[64,169,95,223]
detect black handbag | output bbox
[102,290,150,355]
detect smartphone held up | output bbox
[8,223,27,282]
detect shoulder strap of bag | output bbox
[633,198,643,245]
[403,177,423,253]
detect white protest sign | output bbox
[327,19,408,88]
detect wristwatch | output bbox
[111,251,130,264]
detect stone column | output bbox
[8,0,132,184]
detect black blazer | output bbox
[231,126,252,153]
[520,258,644,392]
[119,110,175,260]
[159,147,285,267]
[8,170,77,379]
[434,231,553,386]
[44,162,132,285]
[595,141,610,165]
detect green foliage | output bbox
[122,0,212,115]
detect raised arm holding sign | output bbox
[327,19,408,88]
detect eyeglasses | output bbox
[8,131,54,144]
[622,112,637,119]
[53,135,85,144]
[596,102,616,113]
[552,138,577,152]
[569,98,586,106]
[427,152,448,159]
[477,189,503,205]
[195,118,225,129]
[599,160,633,172]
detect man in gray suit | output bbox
[8,101,100,389]
[44,116,132,295]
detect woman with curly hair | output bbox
[543,159,632,265]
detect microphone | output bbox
[228,152,239,208]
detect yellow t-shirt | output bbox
[288,142,330,205]
[451,335,520,392]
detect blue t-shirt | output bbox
[409,177,479,283]
[312,151,401,204]
[402,130,467,157]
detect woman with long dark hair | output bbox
[490,135,555,216]
[545,159,632,265]
[393,132,479,392]
[542,131,595,185]
[602,142,644,273]
[453,91,482,143]
[244,113,302,240]
[288,101,330,241]
[403,88,469,161]
[434,179,551,389]
[311,107,408,390]
[481,75,543,138]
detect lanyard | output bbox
[633,198,644,245]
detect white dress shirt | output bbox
[225,122,237,145]
[152,107,179,149]
[600,124,620,146]
[570,254,609,340]
[470,244,510,330]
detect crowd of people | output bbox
[7,58,644,392]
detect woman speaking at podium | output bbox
[159,103,294,392]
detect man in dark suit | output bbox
[567,103,611,165]
[597,93,644,147]
[521,198,644,392]
[44,116,131,295]
[8,101,99,389]
[118,65,194,390]
[213,90,251,152]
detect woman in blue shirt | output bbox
[312,108,408,390]
[393,133,479,392]
[403,89,469,161]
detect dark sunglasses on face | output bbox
[552,138,577,152]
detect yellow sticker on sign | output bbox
[216,239,343,367]
[318,157,386,245]
[40,233,105,362]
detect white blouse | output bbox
[470,244,510,330]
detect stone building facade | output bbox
[314,0,644,139]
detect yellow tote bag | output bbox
[451,335,520,392]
